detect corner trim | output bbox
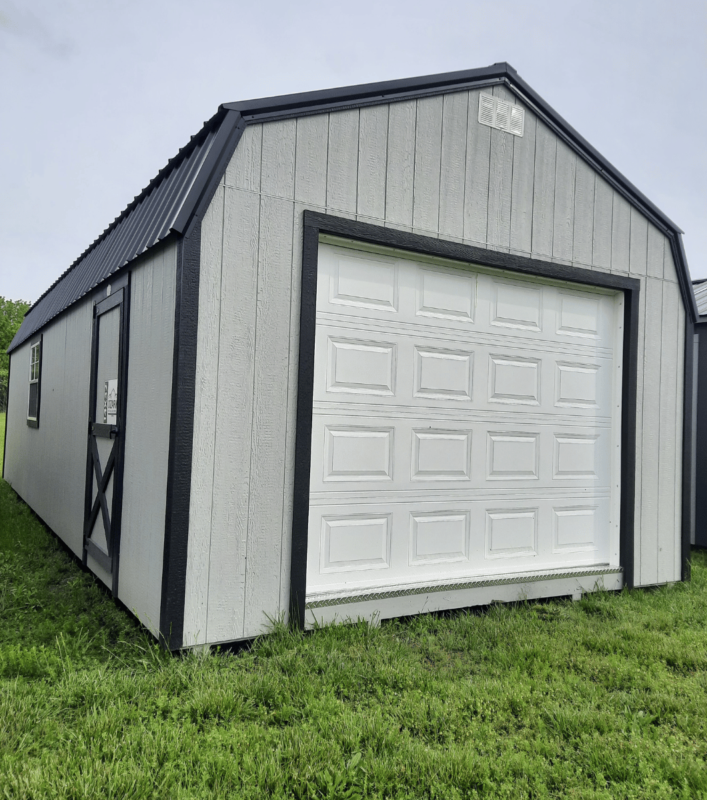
[159,112,246,652]
[2,356,9,478]
[160,232,200,651]
[290,212,641,625]
[682,323,697,578]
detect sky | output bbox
[0,0,705,303]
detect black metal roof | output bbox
[9,108,240,352]
[9,62,697,353]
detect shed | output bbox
[3,63,698,650]
[692,280,707,547]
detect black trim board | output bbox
[111,277,131,597]
[2,356,10,478]
[159,112,246,651]
[289,212,641,628]
[692,323,707,549]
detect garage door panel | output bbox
[307,497,611,592]
[308,242,622,599]
[314,324,616,418]
[317,243,620,341]
[310,415,612,492]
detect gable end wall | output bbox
[184,86,685,646]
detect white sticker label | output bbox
[103,379,118,424]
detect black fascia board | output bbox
[172,110,244,235]
[223,63,514,117]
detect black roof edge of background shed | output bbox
[9,61,698,356]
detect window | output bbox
[27,337,41,427]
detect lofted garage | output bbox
[3,63,697,649]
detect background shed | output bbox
[3,63,698,650]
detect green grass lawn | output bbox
[1,428,707,798]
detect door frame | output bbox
[289,211,641,628]
[83,272,131,596]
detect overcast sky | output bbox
[1,0,705,303]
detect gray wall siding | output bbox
[118,243,177,635]
[4,244,177,637]
[5,298,92,556]
[185,90,686,645]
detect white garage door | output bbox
[307,239,623,599]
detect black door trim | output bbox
[290,211,641,628]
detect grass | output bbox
[1,423,707,797]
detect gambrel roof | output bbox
[9,62,697,352]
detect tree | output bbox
[0,297,31,412]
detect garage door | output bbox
[307,239,623,599]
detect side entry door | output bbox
[83,276,130,595]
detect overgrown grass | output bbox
[1,432,707,798]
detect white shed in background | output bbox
[3,63,698,649]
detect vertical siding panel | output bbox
[412,95,444,233]
[611,194,631,274]
[664,239,679,283]
[119,246,177,635]
[509,104,536,254]
[327,109,360,214]
[463,90,491,244]
[386,100,416,228]
[487,83,516,250]
[206,188,261,643]
[438,91,468,239]
[60,303,92,555]
[357,105,388,220]
[279,201,310,612]
[646,224,665,279]
[41,317,67,529]
[225,124,263,192]
[639,277,663,585]
[261,120,296,199]
[552,140,576,262]
[385,100,417,227]
[243,195,294,637]
[295,115,328,207]
[657,281,680,583]
[531,121,556,257]
[184,185,225,646]
[629,208,648,277]
[592,176,613,270]
[572,159,595,265]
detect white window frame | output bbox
[27,337,41,426]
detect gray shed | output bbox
[3,63,698,650]
[692,280,707,548]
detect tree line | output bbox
[0,297,31,413]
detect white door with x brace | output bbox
[306,240,624,598]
